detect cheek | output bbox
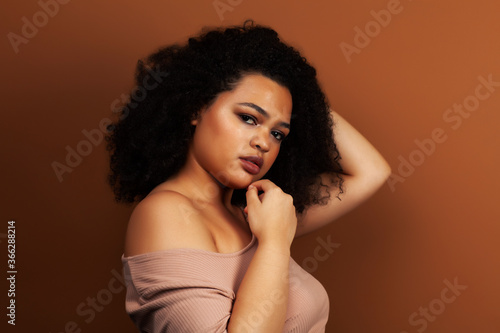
[192,117,243,165]
[210,115,241,140]
[195,114,230,146]
[262,146,280,172]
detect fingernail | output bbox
[248,185,255,190]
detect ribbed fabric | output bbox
[122,235,329,332]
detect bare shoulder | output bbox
[123,190,216,257]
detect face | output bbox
[189,74,293,189]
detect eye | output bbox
[239,114,257,125]
[272,131,285,142]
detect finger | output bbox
[249,179,277,193]
[245,185,261,209]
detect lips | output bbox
[240,156,263,175]
[241,156,263,168]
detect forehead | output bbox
[225,74,293,120]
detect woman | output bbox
[106,21,391,332]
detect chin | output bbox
[217,173,258,189]
[225,179,253,190]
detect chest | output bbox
[200,206,253,254]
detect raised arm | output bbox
[295,110,391,237]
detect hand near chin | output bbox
[244,179,297,249]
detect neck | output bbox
[167,152,235,211]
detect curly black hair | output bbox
[105,20,343,213]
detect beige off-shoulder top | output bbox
[122,235,329,332]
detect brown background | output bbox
[1,0,499,332]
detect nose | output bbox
[250,127,270,152]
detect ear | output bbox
[191,106,207,126]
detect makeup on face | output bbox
[235,102,290,143]
[189,74,293,188]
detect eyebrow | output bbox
[237,102,290,129]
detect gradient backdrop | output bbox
[1,0,499,332]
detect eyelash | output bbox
[238,114,286,142]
